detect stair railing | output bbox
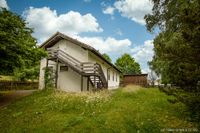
[47,48,108,88]
[95,63,107,88]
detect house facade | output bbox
[39,32,121,92]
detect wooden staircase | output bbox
[47,49,108,90]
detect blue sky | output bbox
[1,0,155,73]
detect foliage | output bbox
[44,67,54,89]
[0,88,197,132]
[145,0,200,123]
[13,66,40,81]
[115,53,141,74]
[0,8,46,78]
[102,53,112,62]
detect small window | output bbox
[116,73,117,82]
[113,72,114,81]
[60,66,68,71]
[108,70,110,80]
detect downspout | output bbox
[107,67,112,88]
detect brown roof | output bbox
[39,32,121,73]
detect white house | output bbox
[39,32,121,92]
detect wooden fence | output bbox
[0,81,38,90]
[123,74,148,87]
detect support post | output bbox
[94,64,96,89]
[87,77,89,91]
[55,59,59,89]
[81,75,83,91]
[46,59,49,68]
[94,76,96,88]
[45,59,49,89]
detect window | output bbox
[116,73,117,82]
[60,66,68,71]
[108,70,110,80]
[113,72,114,81]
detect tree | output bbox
[102,53,112,62]
[115,53,141,74]
[0,8,46,79]
[145,0,200,122]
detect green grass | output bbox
[0,86,197,132]
[0,75,14,81]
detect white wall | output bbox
[57,40,88,62]
[39,58,46,90]
[56,39,89,91]
[107,68,120,89]
[58,67,81,92]
[58,67,90,92]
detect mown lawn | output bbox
[0,86,197,132]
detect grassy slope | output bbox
[0,87,196,133]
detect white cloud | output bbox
[102,6,115,15]
[76,36,131,55]
[23,7,103,43]
[100,1,106,7]
[78,36,154,73]
[116,28,123,36]
[83,0,91,2]
[131,40,154,73]
[0,0,9,9]
[114,0,153,25]
[22,6,154,73]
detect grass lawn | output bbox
[0,86,198,132]
[0,75,14,81]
